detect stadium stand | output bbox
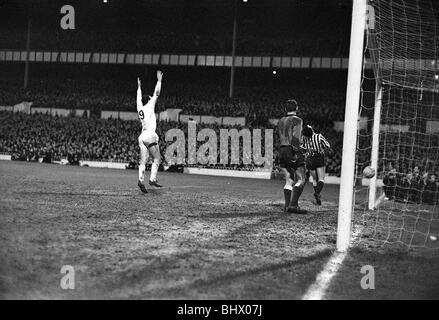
[0,77,346,121]
[0,110,344,175]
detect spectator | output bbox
[383,168,397,200]
[422,174,438,205]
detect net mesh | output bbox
[355,0,439,254]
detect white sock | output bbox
[150,161,159,182]
[138,164,145,182]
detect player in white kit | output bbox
[136,70,163,193]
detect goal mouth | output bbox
[342,0,439,254]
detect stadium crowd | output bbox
[357,132,439,205]
[0,111,139,164]
[382,165,438,205]
[0,110,344,175]
[0,78,346,124]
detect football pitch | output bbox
[1,161,438,299]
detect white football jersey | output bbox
[137,95,157,132]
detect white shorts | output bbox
[138,131,159,148]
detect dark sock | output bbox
[284,189,292,209]
[313,185,317,193]
[290,186,304,207]
[316,181,324,194]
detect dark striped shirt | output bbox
[302,133,330,156]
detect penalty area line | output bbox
[301,225,362,300]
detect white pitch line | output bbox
[302,225,362,300]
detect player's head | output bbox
[302,125,314,138]
[285,99,299,115]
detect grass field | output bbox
[1,161,438,299]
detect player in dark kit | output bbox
[277,99,307,214]
[302,125,331,205]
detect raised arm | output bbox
[152,70,163,97]
[136,77,143,108]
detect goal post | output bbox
[367,16,384,211]
[336,0,368,252]
[368,82,383,210]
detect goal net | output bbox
[355,0,439,253]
